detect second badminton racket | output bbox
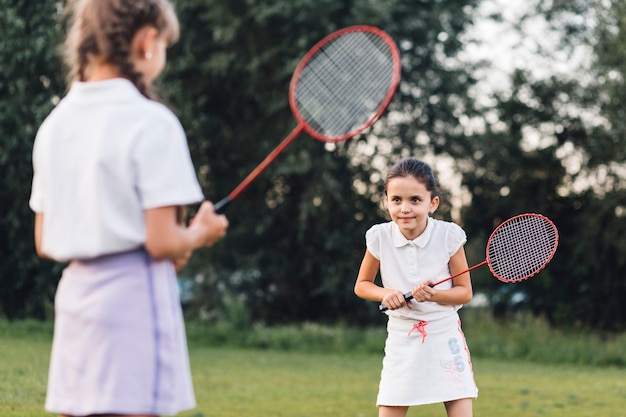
[214,25,401,213]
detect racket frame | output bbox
[289,25,402,143]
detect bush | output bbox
[3,313,626,368]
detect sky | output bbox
[427,0,593,219]
[462,0,590,99]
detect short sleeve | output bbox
[446,222,467,257]
[132,107,204,209]
[29,133,44,213]
[365,224,381,260]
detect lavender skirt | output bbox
[45,250,195,415]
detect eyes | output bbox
[390,196,421,203]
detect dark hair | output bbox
[63,0,179,99]
[384,158,441,199]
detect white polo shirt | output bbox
[30,79,204,261]
[366,217,467,320]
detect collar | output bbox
[391,217,434,248]
[68,78,143,102]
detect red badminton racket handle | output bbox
[214,124,304,214]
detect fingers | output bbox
[192,201,229,246]
[382,291,411,311]
[411,281,436,302]
[173,250,192,271]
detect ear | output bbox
[132,26,159,60]
[429,195,440,214]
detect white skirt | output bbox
[45,250,196,416]
[377,313,478,406]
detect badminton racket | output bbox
[214,25,401,213]
[380,213,559,311]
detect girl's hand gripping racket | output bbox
[380,213,559,311]
[214,25,401,213]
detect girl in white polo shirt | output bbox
[29,0,229,416]
[354,159,477,417]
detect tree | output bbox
[0,1,66,319]
[163,0,480,324]
[545,0,626,330]
[456,0,626,330]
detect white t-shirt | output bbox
[366,217,467,320]
[30,79,204,261]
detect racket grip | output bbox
[379,292,413,312]
[214,197,231,214]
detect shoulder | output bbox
[430,218,467,251]
[365,222,394,252]
[127,95,187,150]
[135,96,183,132]
[430,217,464,233]
[142,97,179,120]
[34,101,69,149]
[366,222,393,238]
[104,79,184,132]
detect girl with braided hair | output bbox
[29,0,228,415]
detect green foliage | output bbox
[183,309,626,367]
[0,0,66,319]
[3,0,626,332]
[1,0,480,323]
[457,0,626,331]
[462,310,626,367]
[186,320,388,354]
[164,0,481,325]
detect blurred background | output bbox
[1,0,625,333]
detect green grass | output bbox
[1,320,625,417]
[181,347,626,417]
[0,336,50,416]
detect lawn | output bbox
[182,347,626,417]
[1,326,624,417]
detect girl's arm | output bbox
[34,202,228,266]
[411,246,473,305]
[354,249,409,310]
[34,213,51,259]
[144,201,228,261]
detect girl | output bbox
[29,0,229,416]
[354,159,478,417]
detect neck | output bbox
[86,62,123,82]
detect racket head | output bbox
[486,213,559,283]
[289,25,401,143]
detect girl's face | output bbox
[386,175,439,240]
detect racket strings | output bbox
[487,215,558,282]
[294,30,397,139]
[297,34,392,133]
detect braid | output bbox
[63,0,179,99]
[75,34,97,82]
[107,1,152,98]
